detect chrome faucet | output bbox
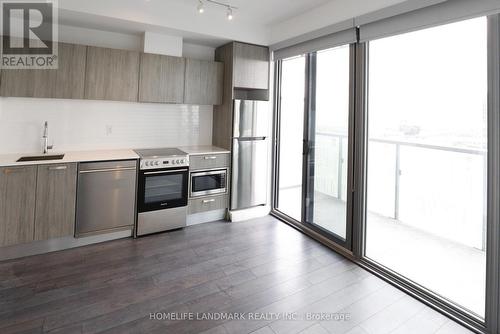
[42,121,53,154]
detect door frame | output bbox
[271,45,357,254]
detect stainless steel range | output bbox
[134,148,189,236]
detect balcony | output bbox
[277,132,487,317]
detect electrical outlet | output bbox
[105,125,113,136]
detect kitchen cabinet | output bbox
[84,46,140,102]
[189,194,228,214]
[189,153,230,171]
[0,43,86,99]
[232,42,269,90]
[0,166,37,247]
[184,59,223,105]
[139,53,185,103]
[34,163,77,240]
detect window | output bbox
[364,17,488,317]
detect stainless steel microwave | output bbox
[190,169,227,198]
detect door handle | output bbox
[302,140,309,155]
[203,156,217,160]
[160,202,169,206]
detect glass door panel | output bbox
[276,55,306,221]
[365,17,488,317]
[305,45,351,242]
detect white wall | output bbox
[269,0,407,44]
[142,32,183,57]
[59,23,142,51]
[0,98,213,154]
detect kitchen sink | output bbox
[16,154,65,162]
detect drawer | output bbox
[189,153,229,171]
[189,194,228,214]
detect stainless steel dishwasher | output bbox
[76,160,137,237]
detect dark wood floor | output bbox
[0,216,473,334]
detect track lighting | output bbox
[196,0,237,20]
[197,0,204,13]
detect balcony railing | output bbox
[314,132,487,250]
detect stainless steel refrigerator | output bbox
[231,99,270,210]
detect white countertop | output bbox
[0,146,230,167]
[0,149,140,167]
[179,145,230,155]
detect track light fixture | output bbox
[197,0,204,13]
[196,0,237,20]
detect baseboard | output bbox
[229,205,271,222]
[0,229,133,261]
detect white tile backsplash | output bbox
[0,97,213,154]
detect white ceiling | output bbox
[56,0,408,47]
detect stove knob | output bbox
[176,159,180,164]
[145,161,149,166]
[155,161,159,166]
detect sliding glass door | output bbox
[364,17,488,318]
[274,45,354,249]
[305,46,352,244]
[275,55,306,222]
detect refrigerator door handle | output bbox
[234,136,267,141]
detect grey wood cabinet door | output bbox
[85,46,140,102]
[0,166,36,247]
[232,42,269,90]
[0,43,86,99]
[184,59,223,105]
[139,53,185,103]
[34,163,77,240]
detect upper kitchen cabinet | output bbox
[84,46,140,102]
[232,42,270,90]
[139,53,185,103]
[34,163,77,241]
[0,166,37,247]
[184,59,224,105]
[0,42,86,99]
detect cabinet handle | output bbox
[3,167,27,174]
[49,166,67,171]
[202,199,216,204]
[203,156,217,160]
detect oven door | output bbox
[138,167,188,212]
[190,169,227,198]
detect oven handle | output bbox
[191,169,227,177]
[143,168,188,175]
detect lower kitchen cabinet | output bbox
[189,194,228,214]
[0,166,37,247]
[189,153,230,171]
[35,163,77,240]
